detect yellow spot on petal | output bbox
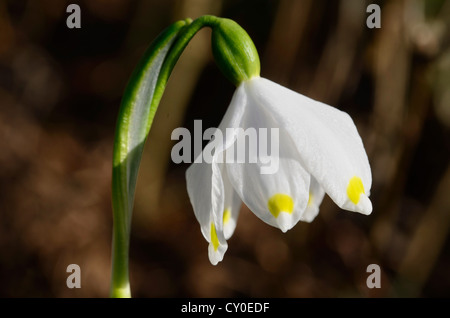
[347,176,365,204]
[268,193,294,218]
[308,193,313,206]
[210,222,219,251]
[223,208,231,224]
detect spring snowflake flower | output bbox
[186,76,372,265]
[182,16,372,265]
[109,15,373,297]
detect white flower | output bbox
[186,76,372,265]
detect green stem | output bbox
[148,15,220,131]
[110,15,221,298]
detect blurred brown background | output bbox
[0,0,449,297]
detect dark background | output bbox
[0,0,449,297]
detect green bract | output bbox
[211,18,261,86]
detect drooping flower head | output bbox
[186,18,372,265]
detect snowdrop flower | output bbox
[186,18,372,265]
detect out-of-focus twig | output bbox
[307,0,366,103]
[369,0,411,254]
[395,164,450,296]
[370,1,446,273]
[263,0,312,86]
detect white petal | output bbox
[185,84,247,264]
[225,96,310,232]
[227,158,310,232]
[300,176,325,223]
[221,163,242,239]
[244,77,372,215]
[208,219,228,265]
[186,159,228,264]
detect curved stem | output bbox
[146,15,220,131]
[110,15,220,298]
